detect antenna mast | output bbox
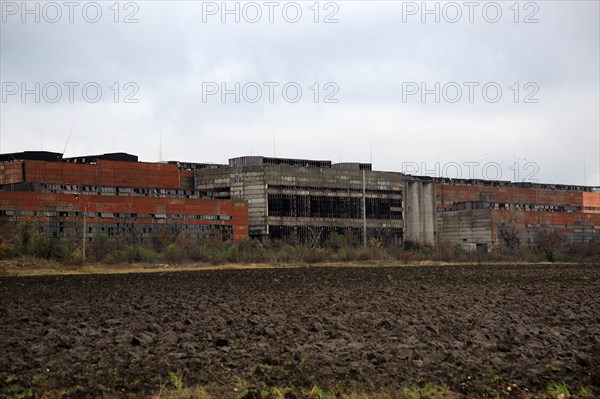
[62,125,74,155]
[583,153,587,186]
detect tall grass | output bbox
[1,221,598,265]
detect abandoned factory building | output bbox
[0,151,248,244]
[1,151,599,251]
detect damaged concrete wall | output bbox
[404,180,436,246]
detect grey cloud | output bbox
[0,0,598,185]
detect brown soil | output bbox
[0,264,598,398]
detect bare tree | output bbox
[536,227,564,262]
[497,222,521,250]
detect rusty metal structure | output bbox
[0,152,248,244]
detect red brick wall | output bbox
[436,183,589,209]
[583,192,600,214]
[232,201,249,242]
[0,192,249,242]
[0,162,25,185]
[20,160,182,189]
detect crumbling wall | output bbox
[404,180,436,246]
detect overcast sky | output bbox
[1,0,599,185]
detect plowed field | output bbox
[1,265,598,398]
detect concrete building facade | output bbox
[434,178,600,251]
[195,156,403,245]
[2,151,598,253]
[403,178,436,246]
[195,156,600,251]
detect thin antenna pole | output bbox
[369,137,372,166]
[583,153,587,186]
[159,128,163,162]
[62,125,74,155]
[338,144,343,163]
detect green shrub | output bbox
[49,239,74,262]
[238,240,267,263]
[337,247,350,262]
[137,246,157,262]
[22,231,74,262]
[25,231,52,258]
[191,243,212,262]
[164,243,186,265]
[324,232,346,250]
[547,382,570,398]
[225,245,239,262]
[275,248,290,263]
